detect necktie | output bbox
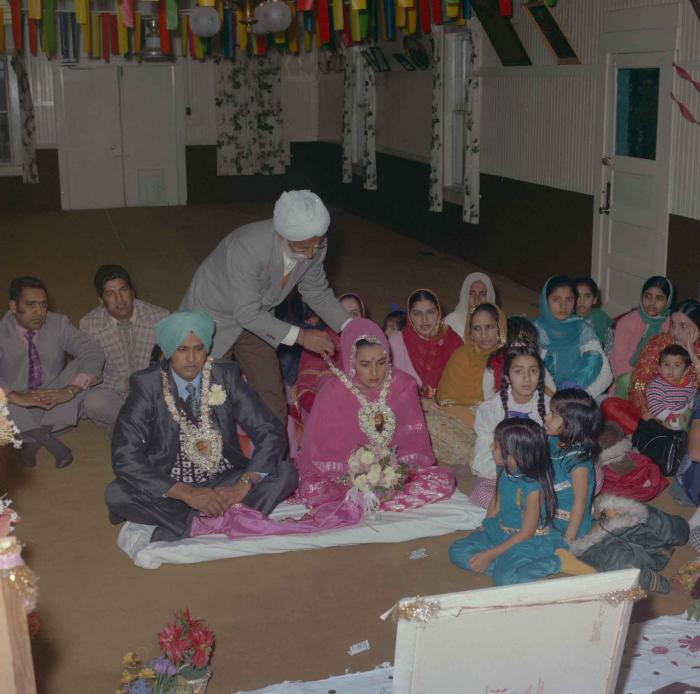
[185,382,200,419]
[25,331,43,390]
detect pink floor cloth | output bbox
[189,467,455,540]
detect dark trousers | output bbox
[231,330,288,424]
[105,461,298,542]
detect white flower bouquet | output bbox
[0,389,21,450]
[345,444,408,515]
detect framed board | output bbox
[525,1,581,65]
[387,569,640,694]
[470,0,531,66]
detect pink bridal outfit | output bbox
[190,319,454,540]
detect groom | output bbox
[105,310,297,542]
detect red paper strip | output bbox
[498,0,511,16]
[430,0,442,25]
[671,92,700,125]
[673,62,700,93]
[341,2,351,45]
[187,22,196,56]
[110,14,119,53]
[157,0,170,54]
[297,0,313,10]
[122,0,134,28]
[101,13,111,60]
[10,0,21,51]
[317,0,330,43]
[28,18,38,54]
[256,35,266,54]
[418,0,430,33]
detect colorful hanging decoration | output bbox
[10,0,22,52]
[671,63,700,126]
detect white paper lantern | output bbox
[189,6,222,37]
[252,3,272,33]
[259,0,292,32]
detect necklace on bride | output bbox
[161,358,223,475]
[327,353,396,448]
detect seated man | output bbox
[105,310,297,542]
[0,276,105,468]
[80,264,169,432]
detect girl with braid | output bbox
[472,346,550,482]
[544,389,602,542]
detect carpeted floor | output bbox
[0,202,696,693]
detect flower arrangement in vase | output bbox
[118,609,215,694]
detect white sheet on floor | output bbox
[117,490,485,569]
[616,613,700,693]
[233,665,394,694]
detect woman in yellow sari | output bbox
[426,303,507,465]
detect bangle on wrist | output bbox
[240,472,257,488]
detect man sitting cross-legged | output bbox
[105,310,297,542]
[1,276,105,468]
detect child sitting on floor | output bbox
[646,345,696,431]
[544,389,602,543]
[574,276,613,352]
[449,418,564,586]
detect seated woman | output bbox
[296,318,455,511]
[444,272,496,341]
[389,289,462,399]
[291,292,366,423]
[534,276,612,398]
[603,299,700,434]
[608,276,674,398]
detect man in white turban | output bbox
[179,190,352,423]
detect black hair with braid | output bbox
[498,345,547,422]
[494,418,557,526]
[549,388,602,469]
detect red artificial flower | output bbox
[180,608,203,630]
[158,623,187,664]
[188,627,214,669]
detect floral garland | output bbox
[327,343,396,448]
[161,359,223,476]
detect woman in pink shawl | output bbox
[190,319,454,540]
[297,318,455,511]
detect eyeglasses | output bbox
[288,238,328,254]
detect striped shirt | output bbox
[646,375,697,420]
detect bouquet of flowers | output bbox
[345,444,408,515]
[675,560,700,621]
[0,389,21,449]
[118,610,215,694]
[0,495,19,537]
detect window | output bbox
[443,31,470,189]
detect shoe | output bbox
[19,442,41,467]
[54,451,74,469]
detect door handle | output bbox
[599,181,611,215]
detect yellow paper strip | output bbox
[82,7,91,51]
[406,5,417,32]
[351,0,366,9]
[398,0,414,7]
[180,14,187,56]
[395,0,406,27]
[350,7,360,40]
[236,7,247,51]
[90,12,100,57]
[28,0,41,20]
[117,1,128,53]
[193,32,203,59]
[216,0,223,21]
[287,3,298,53]
[446,3,458,17]
[302,29,311,52]
[275,30,285,44]
[75,0,88,24]
[314,15,320,47]
[332,0,343,30]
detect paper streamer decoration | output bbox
[90,12,100,57]
[235,7,246,50]
[406,4,416,32]
[157,0,171,53]
[10,0,21,51]
[59,12,68,57]
[498,0,510,15]
[109,14,119,54]
[674,62,700,92]
[430,0,442,25]
[42,0,56,55]
[117,2,128,53]
[0,11,5,54]
[317,0,330,43]
[165,0,177,30]
[28,18,38,53]
[287,5,298,52]
[671,92,700,125]
[121,0,134,28]
[297,0,313,10]
[28,0,40,21]
[332,0,343,30]
[384,0,395,38]
[82,8,91,52]
[418,0,429,33]
[100,13,110,59]
[70,13,80,59]
[75,0,88,23]
[341,2,351,45]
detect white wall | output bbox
[478,0,700,221]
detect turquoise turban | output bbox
[155,310,215,358]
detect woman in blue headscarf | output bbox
[534,276,613,398]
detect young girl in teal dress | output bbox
[544,389,602,543]
[449,418,564,586]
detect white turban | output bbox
[273,190,330,241]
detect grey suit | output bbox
[0,311,105,433]
[179,220,349,422]
[105,359,297,541]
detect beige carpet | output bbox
[0,203,695,693]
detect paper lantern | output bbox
[258,0,292,32]
[252,3,271,32]
[189,5,222,36]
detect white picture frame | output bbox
[386,569,640,694]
